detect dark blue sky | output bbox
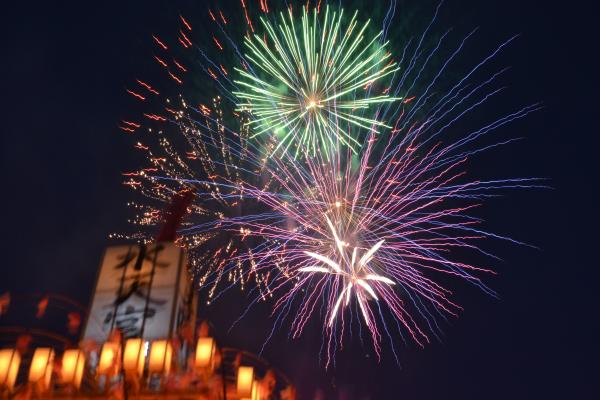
[1,0,598,398]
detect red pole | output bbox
[156,189,195,242]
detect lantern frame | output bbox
[148,340,172,375]
[195,337,216,370]
[61,349,85,389]
[28,348,55,390]
[0,349,20,391]
[237,365,254,398]
[123,338,146,377]
[97,342,120,376]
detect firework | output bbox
[227,101,542,366]
[117,1,543,366]
[115,11,280,300]
[299,215,393,328]
[235,5,400,158]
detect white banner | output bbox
[83,242,195,342]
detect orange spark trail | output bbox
[123,180,141,187]
[122,120,141,128]
[260,0,269,13]
[240,0,255,33]
[199,104,211,115]
[219,10,228,24]
[207,68,218,80]
[173,59,187,72]
[126,89,145,101]
[152,35,168,50]
[168,71,182,84]
[154,56,167,67]
[213,36,224,50]
[143,113,166,121]
[136,80,159,95]
[180,30,192,46]
[180,15,192,31]
[219,64,228,75]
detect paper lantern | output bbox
[195,337,215,370]
[61,349,85,389]
[97,342,120,376]
[251,380,261,400]
[0,349,20,390]
[123,339,146,376]
[236,366,254,398]
[28,348,55,390]
[148,340,172,375]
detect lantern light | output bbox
[251,379,261,400]
[0,349,20,390]
[28,348,55,390]
[236,365,254,398]
[148,340,172,375]
[61,349,85,389]
[123,338,146,376]
[195,337,215,370]
[97,342,120,376]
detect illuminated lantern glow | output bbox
[97,342,120,376]
[148,340,172,375]
[194,337,215,370]
[61,349,85,389]
[0,349,20,390]
[28,348,55,390]
[251,380,261,400]
[123,339,146,376]
[236,366,254,398]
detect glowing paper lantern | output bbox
[123,339,146,376]
[61,349,85,389]
[251,380,261,400]
[97,342,120,376]
[28,348,55,390]
[148,340,172,375]
[0,349,20,390]
[236,366,254,398]
[195,337,215,370]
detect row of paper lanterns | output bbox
[0,348,84,391]
[0,337,206,390]
[2,337,261,399]
[96,339,172,378]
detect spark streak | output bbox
[234,6,401,158]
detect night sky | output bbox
[1,0,598,399]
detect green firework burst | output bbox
[234,5,401,158]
